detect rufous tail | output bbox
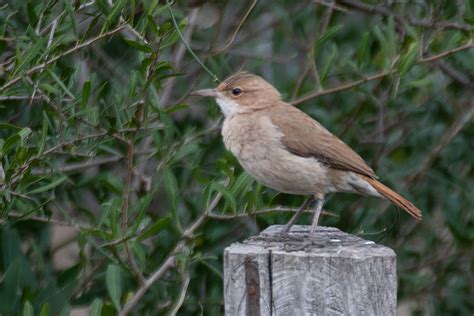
[363,176,422,220]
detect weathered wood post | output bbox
[224,225,397,315]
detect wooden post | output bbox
[224,225,397,316]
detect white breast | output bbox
[216,97,240,117]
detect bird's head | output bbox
[192,72,281,117]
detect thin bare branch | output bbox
[407,101,474,183]
[0,95,42,101]
[338,0,473,31]
[120,184,226,315]
[169,270,191,316]
[292,40,474,105]
[292,71,389,105]
[212,0,258,56]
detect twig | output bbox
[1,24,126,91]
[313,0,350,13]
[320,0,336,34]
[160,7,200,107]
[119,250,177,316]
[167,0,219,82]
[0,95,42,101]
[120,140,135,232]
[120,187,225,315]
[292,40,474,105]
[337,0,473,31]
[419,41,474,63]
[212,0,258,56]
[434,61,473,87]
[290,66,311,101]
[125,242,145,285]
[407,101,474,183]
[31,155,123,175]
[169,269,191,316]
[5,211,91,230]
[207,206,337,219]
[292,71,389,105]
[30,18,58,104]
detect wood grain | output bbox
[224,225,397,315]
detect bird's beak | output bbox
[191,89,220,98]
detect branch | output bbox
[207,206,337,219]
[211,0,258,56]
[407,101,474,183]
[292,71,388,106]
[419,41,474,63]
[31,155,123,175]
[120,188,225,315]
[337,0,473,31]
[0,24,126,91]
[0,95,42,101]
[292,40,474,106]
[5,211,92,230]
[169,269,191,316]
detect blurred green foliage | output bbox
[0,0,473,314]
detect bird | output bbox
[192,72,422,236]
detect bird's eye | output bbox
[232,88,242,96]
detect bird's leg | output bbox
[309,193,325,238]
[282,196,315,233]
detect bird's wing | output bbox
[268,103,376,178]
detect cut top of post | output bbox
[224,225,397,316]
[246,225,396,258]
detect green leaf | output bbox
[106,0,125,27]
[165,103,189,115]
[22,301,34,316]
[26,2,37,25]
[147,15,160,36]
[0,259,21,313]
[357,32,370,68]
[161,167,178,210]
[137,215,172,241]
[39,303,49,316]
[229,172,254,197]
[1,134,20,156]
[171,142,199,163]
[210,181,236,213]
[96,0,110,14]
[27,176,68,195]
[320,44,338,83]
[123,38,153,53]
[82,80,91,108]
[90,298,103,316]
[148,2,171,16]
[47,69,75,99]
[315,24,343,51]
[18,127,32,143]
[398,42,419,76]
[161,18,187,49]
[64,0,78,37]
[161,167,181,230]
[0,123,22,132]
[106,264,122,311]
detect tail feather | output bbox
[363,176,422,220]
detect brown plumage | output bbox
[268,104,422,220]
[362,176,422,220]
[269,104,376,179]
[192,72,422,234]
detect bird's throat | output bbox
[216,98,240,117]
